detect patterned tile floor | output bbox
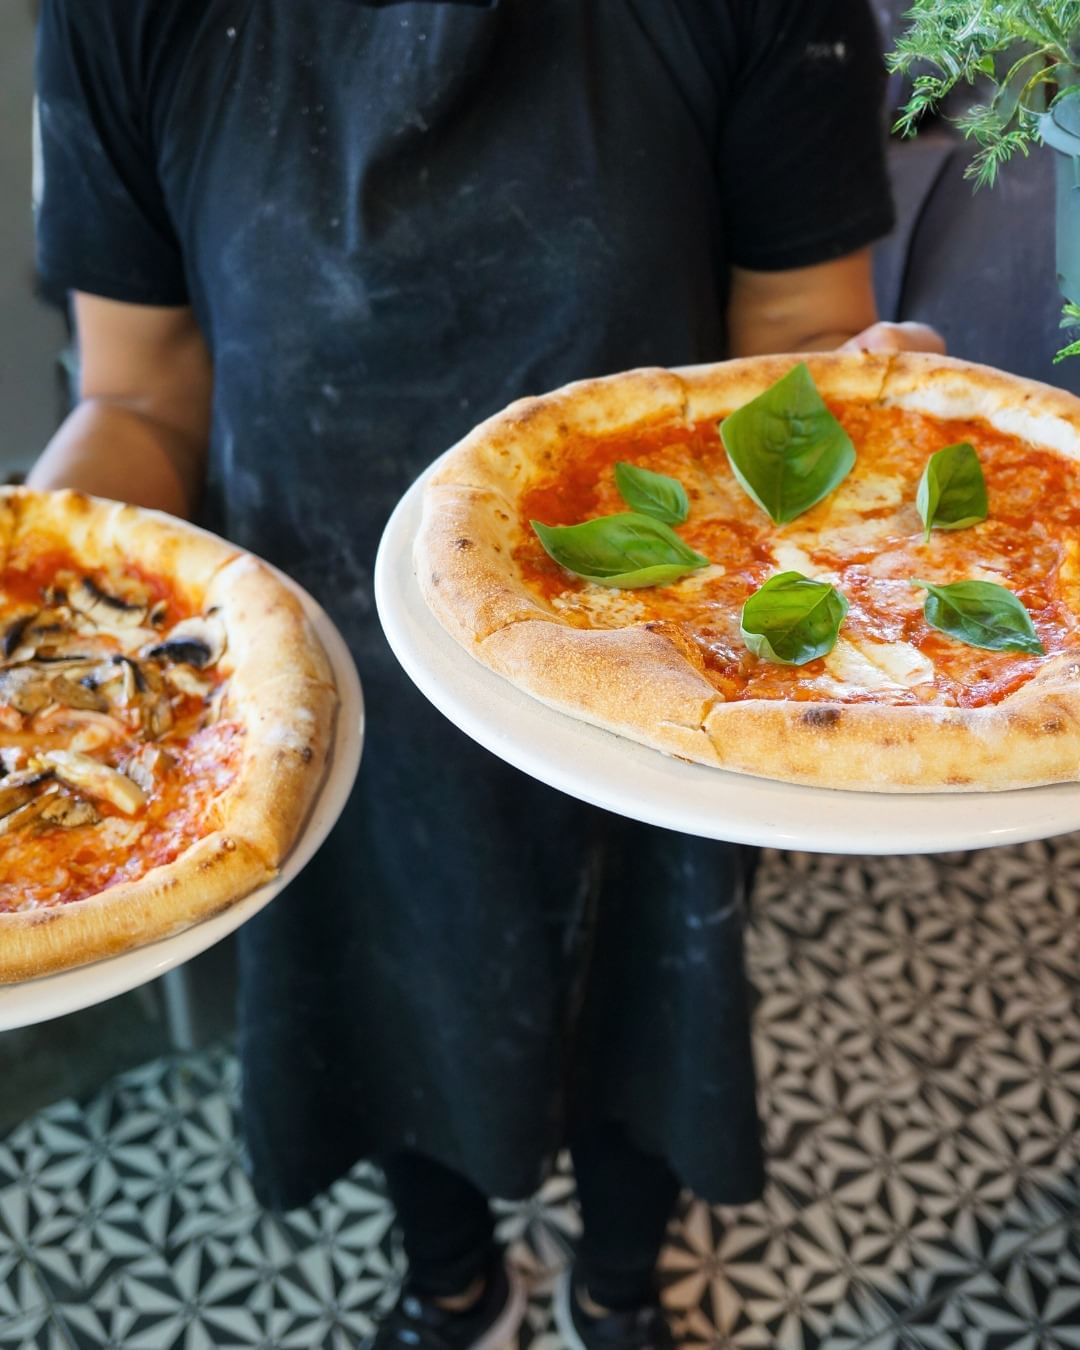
[3,839,1080,1347]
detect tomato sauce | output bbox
[0,546,235,913]
[517,403,1080,708]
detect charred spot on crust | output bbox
[453,537,475,551]
[1042,716,1067,734]
[430,571,440,587]
[802,707,841,729]
[301,745,314,763]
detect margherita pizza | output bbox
[0,489,337,983]
[417,352,1080,793]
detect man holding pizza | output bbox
[29,1,943,1346]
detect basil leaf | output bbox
[916,442,988,541]
[910,578,1045,655]
[531,512,710,589]
[719,363,856,524]
[614,461,690,524]
[740,571,849,666]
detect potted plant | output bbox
[888,1,1080,357]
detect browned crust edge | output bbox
[0,834,272,984]
[878,351,1080,460]
[6,488,245,598]
[417,354,1080,793]
[205,554,338,864]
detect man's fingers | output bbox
[839,321,947,355]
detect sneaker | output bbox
[553,1267,674,1350]
[362,1258,526,1350]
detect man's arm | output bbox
[727,248,944,357]
[28,293,212,518]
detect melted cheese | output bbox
[671,563,727,593]
[771,543,815,576]
[551,586,648,625]
[819,637,935,695]
[828,472,905,513]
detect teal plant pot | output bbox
[1041,94,1080,305]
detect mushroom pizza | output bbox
[0,489,337,983]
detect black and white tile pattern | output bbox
[2,836,1080,1347]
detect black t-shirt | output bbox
[35,0,896,1209]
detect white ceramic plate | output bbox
[375,458,1080,858]
[0,578,362,1033]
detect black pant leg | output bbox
[571,1121,681,1311]
[382,1151,496,1298]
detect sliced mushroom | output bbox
[0,770,50,819]
[126,744,172,795]
[144,613,226,669]
[74,657,139,709]
[38,793,100,828]
[32,706,129,753]
[163,664,213,699]
[49,675,111,713]
[14,613,97,661]
[2,611,37,661]
[38,750,147,816]
[0,788,60,836]
[118,656,148,693]
[138,694,174,740]
[68,578,152,628]
[141,660,165,691]
[0,667,59,715]
[204,682,228,726]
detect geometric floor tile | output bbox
[900,1221,1080,1348]
[3,834,1080,1345]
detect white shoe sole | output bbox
[471,1262,527,1350]
[552,1269,587,1350]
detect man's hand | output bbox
[28,294,212,519]
[839,321,946,354]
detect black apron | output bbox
[207,1,763,1209]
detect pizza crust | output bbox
[678,349,895,422]
[430,367,690,495]
[204,554,338,863]
[879,352,1080,461]
[420,486,551,644]
[11,490,244,598]
[0,833,272,984]
[418,353,1080,792]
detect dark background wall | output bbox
[0,0,67,473]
